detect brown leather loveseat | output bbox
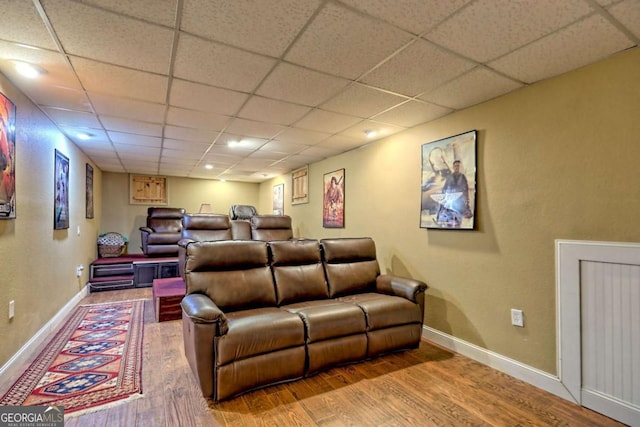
[179,237,427,401]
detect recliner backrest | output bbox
[182,213,232,241]
[147,207,185,233]
[269,239,329,305]
[251,215,293,241]
[320,237,380,298]
[182,240,276,311]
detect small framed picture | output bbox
[0,91,16,219]
[54,149,70,229]
[323,168,345,228]
[273,183,284,215]
[86,163,94,219]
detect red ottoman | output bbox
[153,277,186,322]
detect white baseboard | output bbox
[0,285,89,380]
[422,326,577,403]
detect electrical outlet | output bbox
[511,309,524,327]
[76,264,84,277]
[9,300,15,319]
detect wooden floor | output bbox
[4,288,626,426]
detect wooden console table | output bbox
[88,255,179,292]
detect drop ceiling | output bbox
[0,0,638,182]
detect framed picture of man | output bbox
[420,130,477,230]
[323,168,345,228]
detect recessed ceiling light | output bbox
[204,164,213,170]
[364,130,378,138]
[228,140,241,147]
[77,132,93,140]
[14,61,46,79]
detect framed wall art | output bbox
[291,165,308,205]
[86,163,94,219]
[323,168,345,228]
[129,174,168,205]
[0,91,16,219]
[54,149,70,229]
[273,183,284,215]
[420,130,477,230]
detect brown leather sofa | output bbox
[139,207,186,256]
[180,237,427,401]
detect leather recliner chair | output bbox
[139,207,186,256]
[229,204,257,220]
[250,215,293,241]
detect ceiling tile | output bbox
[340,0,471,35]
[100,116,163,136]
[214,134,269,152]
[29,85,91,112]
[421,67,523,109]
[169,79,248,116]
[273,127,331,145]
[225,117,286,139]
[426,0,594,62]
[297,145,344,158]
[161,148,204,160]
[256,62,350,107]
[361,39,475,97]
[0,1,57,50]
[372,100,451,127]
[114,144,160,158]
[174,33,276,92]
[80,0,179,27]
[162,138,211,152]
[238,96,312,126]
[166,106,231,131]
[88,92,166,123]
[181,0,320,57]
[71,57,168,103]
[608,0,640,39]
[489,15,634,84]
[42,107,101,128]
[339,120,405,141]
[315,134,364,151]
[163,125,218,142]
[285,2,414,79]
[0,42,83,90]
[321,83,408,118]
[108,131,162,147]
[42,0,174,74]
[294,109,362,133]
[258,140,309,155]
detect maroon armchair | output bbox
[140,207,186,256]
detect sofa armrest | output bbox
[376,274,427,303]
[181,293,228,335]
[139,226,153,233]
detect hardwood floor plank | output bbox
[7,288,627,426]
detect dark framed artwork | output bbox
[273,183,284,215]
[323,168,345,228]
[420,130,477,230]
[0,91,16,219]
[86,163,94,219]
[54,149,70,229]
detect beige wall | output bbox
[259,48,640,374]
[101,173,259,253]
[3,48,638,375]
[0,74,101,366]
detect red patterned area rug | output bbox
[0,300,144,416]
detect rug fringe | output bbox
[64,392,144,418]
